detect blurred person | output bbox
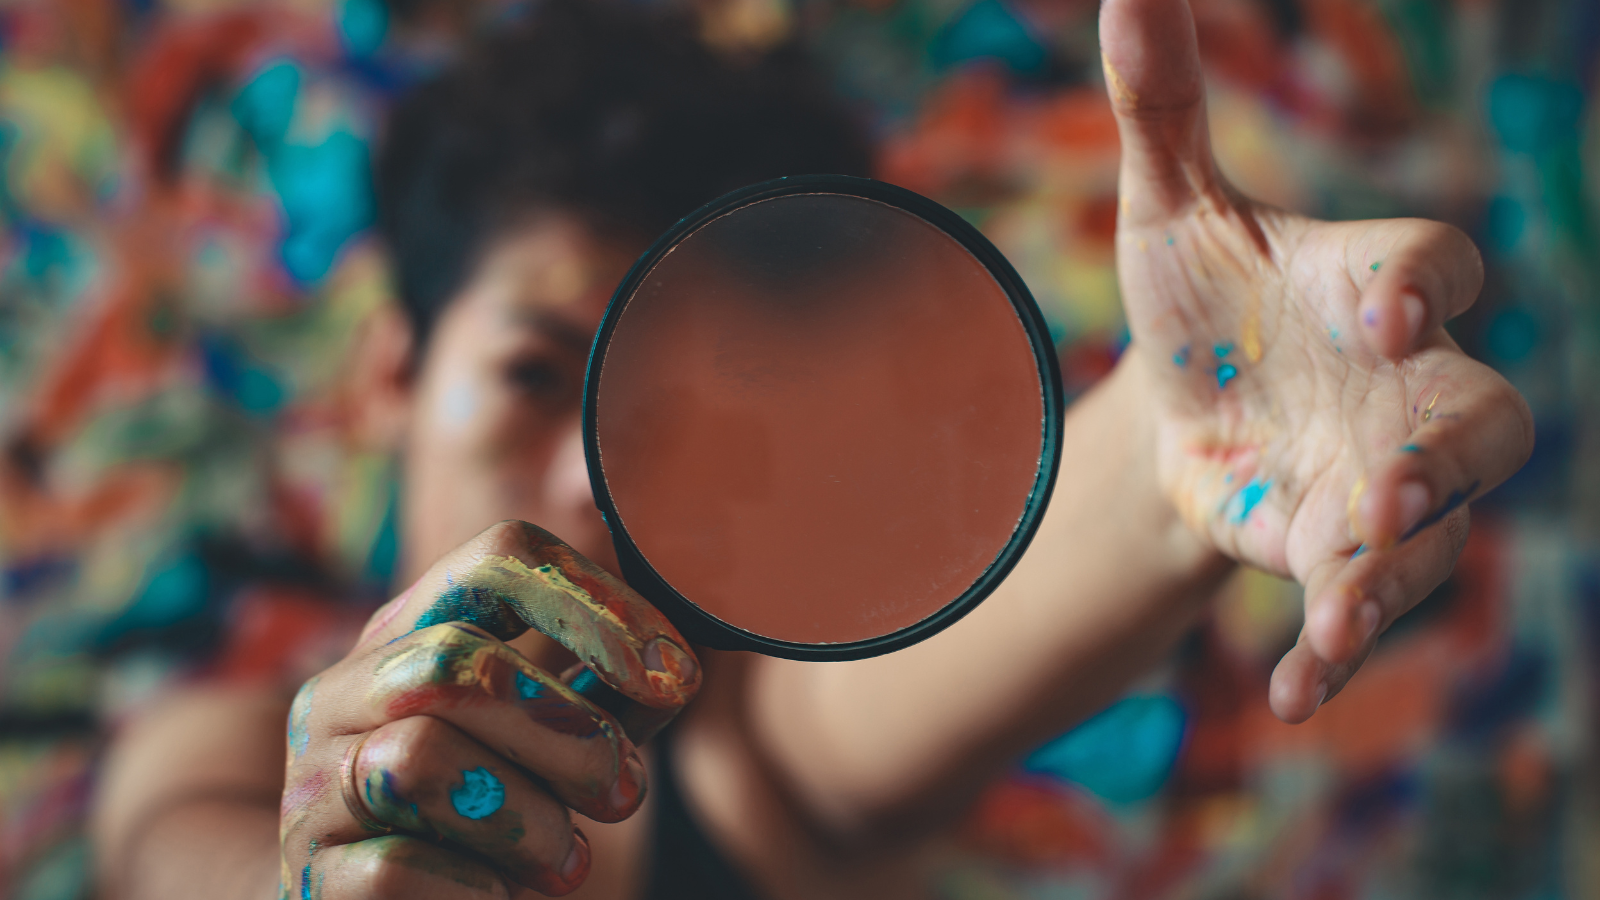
[90,0,1534,898]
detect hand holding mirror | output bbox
[584,175,1062,662]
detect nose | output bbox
[544,418,619,573]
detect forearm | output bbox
[118,801,281,900]
[748,354,1233,836]
[93,686,290,900]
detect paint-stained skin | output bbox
[1101,53,1138,107]
[287,676,317,758]
[1163,420,1288,567]
[361,767,421,829]
[279,768,328,824]
[1421,391,1441,422]
[1224,477,1273,524]
[1173,345,1190,368]
[339,836,516,892]
[371,623,614,742]
[406,534,698,712]
[1347,475,1368,532]
[1215,363,1238,389]
[1400,480,1480,543]
[451,767,507,819]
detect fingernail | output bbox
[1398,481,1430,536]
[643,637,698,686]
[1315,681,1329,709]
[1357,600,1381,644]
[1402,291,1426,343]
[609,749,647,813]
[561,828,590,882]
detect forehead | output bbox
[447,216,645,342]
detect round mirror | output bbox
[584,176,1061,660]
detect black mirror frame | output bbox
[582,174,1064,661]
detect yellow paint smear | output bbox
[1347,474,1367,539]
[1242,311,1262,362]
[1101,53,1139,108]
[487,554,631,637]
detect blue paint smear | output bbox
[451,767,505,820]
[1173,345,1190,367]
[515,671,544,700]
[1224,477,1273,524]
[1024,695,1187,804]
[1401,444,1423,453]
[1216,364,1238,389]
[1351,543,1369,559]
[301,863,312,900]
[568,667,601,695]
[1213,342,1234,358]
[289,682,314,757]
[1401,480,1481,543]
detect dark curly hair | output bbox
[375,0,874,346]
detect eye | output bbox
[506,357,568,394]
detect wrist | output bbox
[1087,351,1229,583]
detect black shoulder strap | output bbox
[644,726,766,900]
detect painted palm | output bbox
[1102,0,1533,723]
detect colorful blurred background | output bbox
[0,0,1594,897]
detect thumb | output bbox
[1099,0,1221,225]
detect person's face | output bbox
[395,216,645,584]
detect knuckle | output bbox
[476,519,561,560]
[407,623,492,679]
[365,717,457,799]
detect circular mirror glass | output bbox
[585,176,1061,660]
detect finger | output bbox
[1269,504,1469,722]
[309,835,512,899]
[358,520,699,711]
[347,717,591,894]
[1099,0,1221,223]
[1351,353,1533,549]
[344,623,646,823]
[1342,218,1485,359]
[1268,625,1374,725]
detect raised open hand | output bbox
[1101,0,1533,723]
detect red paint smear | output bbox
[520,698,605,739]
[281,768,329,819]
[1181,443,1259,466]
[384,683,470,720]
